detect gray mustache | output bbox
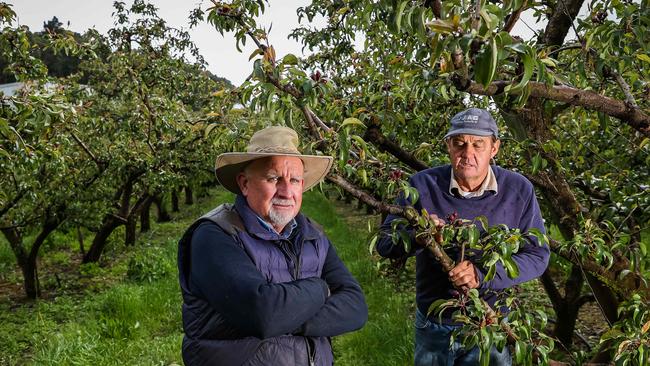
[271,198,294,206]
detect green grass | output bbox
[301,192,415,365]
[1,188,414,365]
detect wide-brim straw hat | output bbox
[215,126,333,195]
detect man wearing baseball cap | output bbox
[178,126,368,365]
[377,108,550,365]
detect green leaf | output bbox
[282,53,299,65]
[475,216,488,231]
[302,80,313,95]
[636,53,650,63]
[253,59,265,79]
[474,38,497,87]
[506,48,534,93]
[427,299,456,318]
[398,229,411,253]
[484,262,497,281]
[515,341,524,364]
[395,1,408,33]
[340,117,366,130]
[502,257,519,279]
[468,226,480,247]
[531,153,542,174]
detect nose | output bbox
[460,144,474,158]
[275,178,291,197]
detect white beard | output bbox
[268,198,295,229]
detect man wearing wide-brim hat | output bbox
[178,126,368,366]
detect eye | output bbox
[267,176,279,183]
[290,178,301,184]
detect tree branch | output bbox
[70,132,104,168]
[326,173,405,216]
[455,78,650,137]
[542,0,586,47]
[363,126,429,171]
[424,0,442,18]
[613,70,639,109]
[502,0,528,33]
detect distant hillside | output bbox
[0,16,233,88]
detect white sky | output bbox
[11,0,318,86]
[11,1,579,87]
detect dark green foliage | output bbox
[126,246,173,283]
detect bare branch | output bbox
[70,132,104,168]
[613,71,639,109]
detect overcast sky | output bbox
[12,0,318,86]
[11,1,572,87]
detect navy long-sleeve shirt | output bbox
[189,201,367,339]
[377,165,550,322]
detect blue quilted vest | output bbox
[178,199,333,366]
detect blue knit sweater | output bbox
[377,165,550,323]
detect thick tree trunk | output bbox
[184,186,194,205]
[21,260,39,299]
[1,228,39,299]
[3,217,61,299]
[125,216,137,246]
[541,267,585,348]
[153,194,171,222]
[83,216,121,263]
[171,190,179,212]
[140,198,153,233]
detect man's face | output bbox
[446,134,500,191]
[236,156,304,232]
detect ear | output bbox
[236,173,249,196]
[491,139,501,158]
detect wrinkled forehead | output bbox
[246,156,305,175]
[447,134,493,142]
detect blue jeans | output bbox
[414,309,511,366]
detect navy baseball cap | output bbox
[444,108,499,139]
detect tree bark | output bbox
[171,190,180,212]
[153,194,171,222]
[125,215,137,246]
[184,186,194,205]
[140,198,153,233]
[364,126,429,172]
[452,79,650,138]
[506,99,621,361]
[2,215,62,299]
[83,215,121,263]
[1,228,39,299]
[541,266,585,348]
[542,0,586,47]
[83,179,134,263]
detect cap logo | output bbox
[458,115,479,124]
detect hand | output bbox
[427,213,444,227]
[448,260,479,291]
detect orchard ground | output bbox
[0,187,607,365]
